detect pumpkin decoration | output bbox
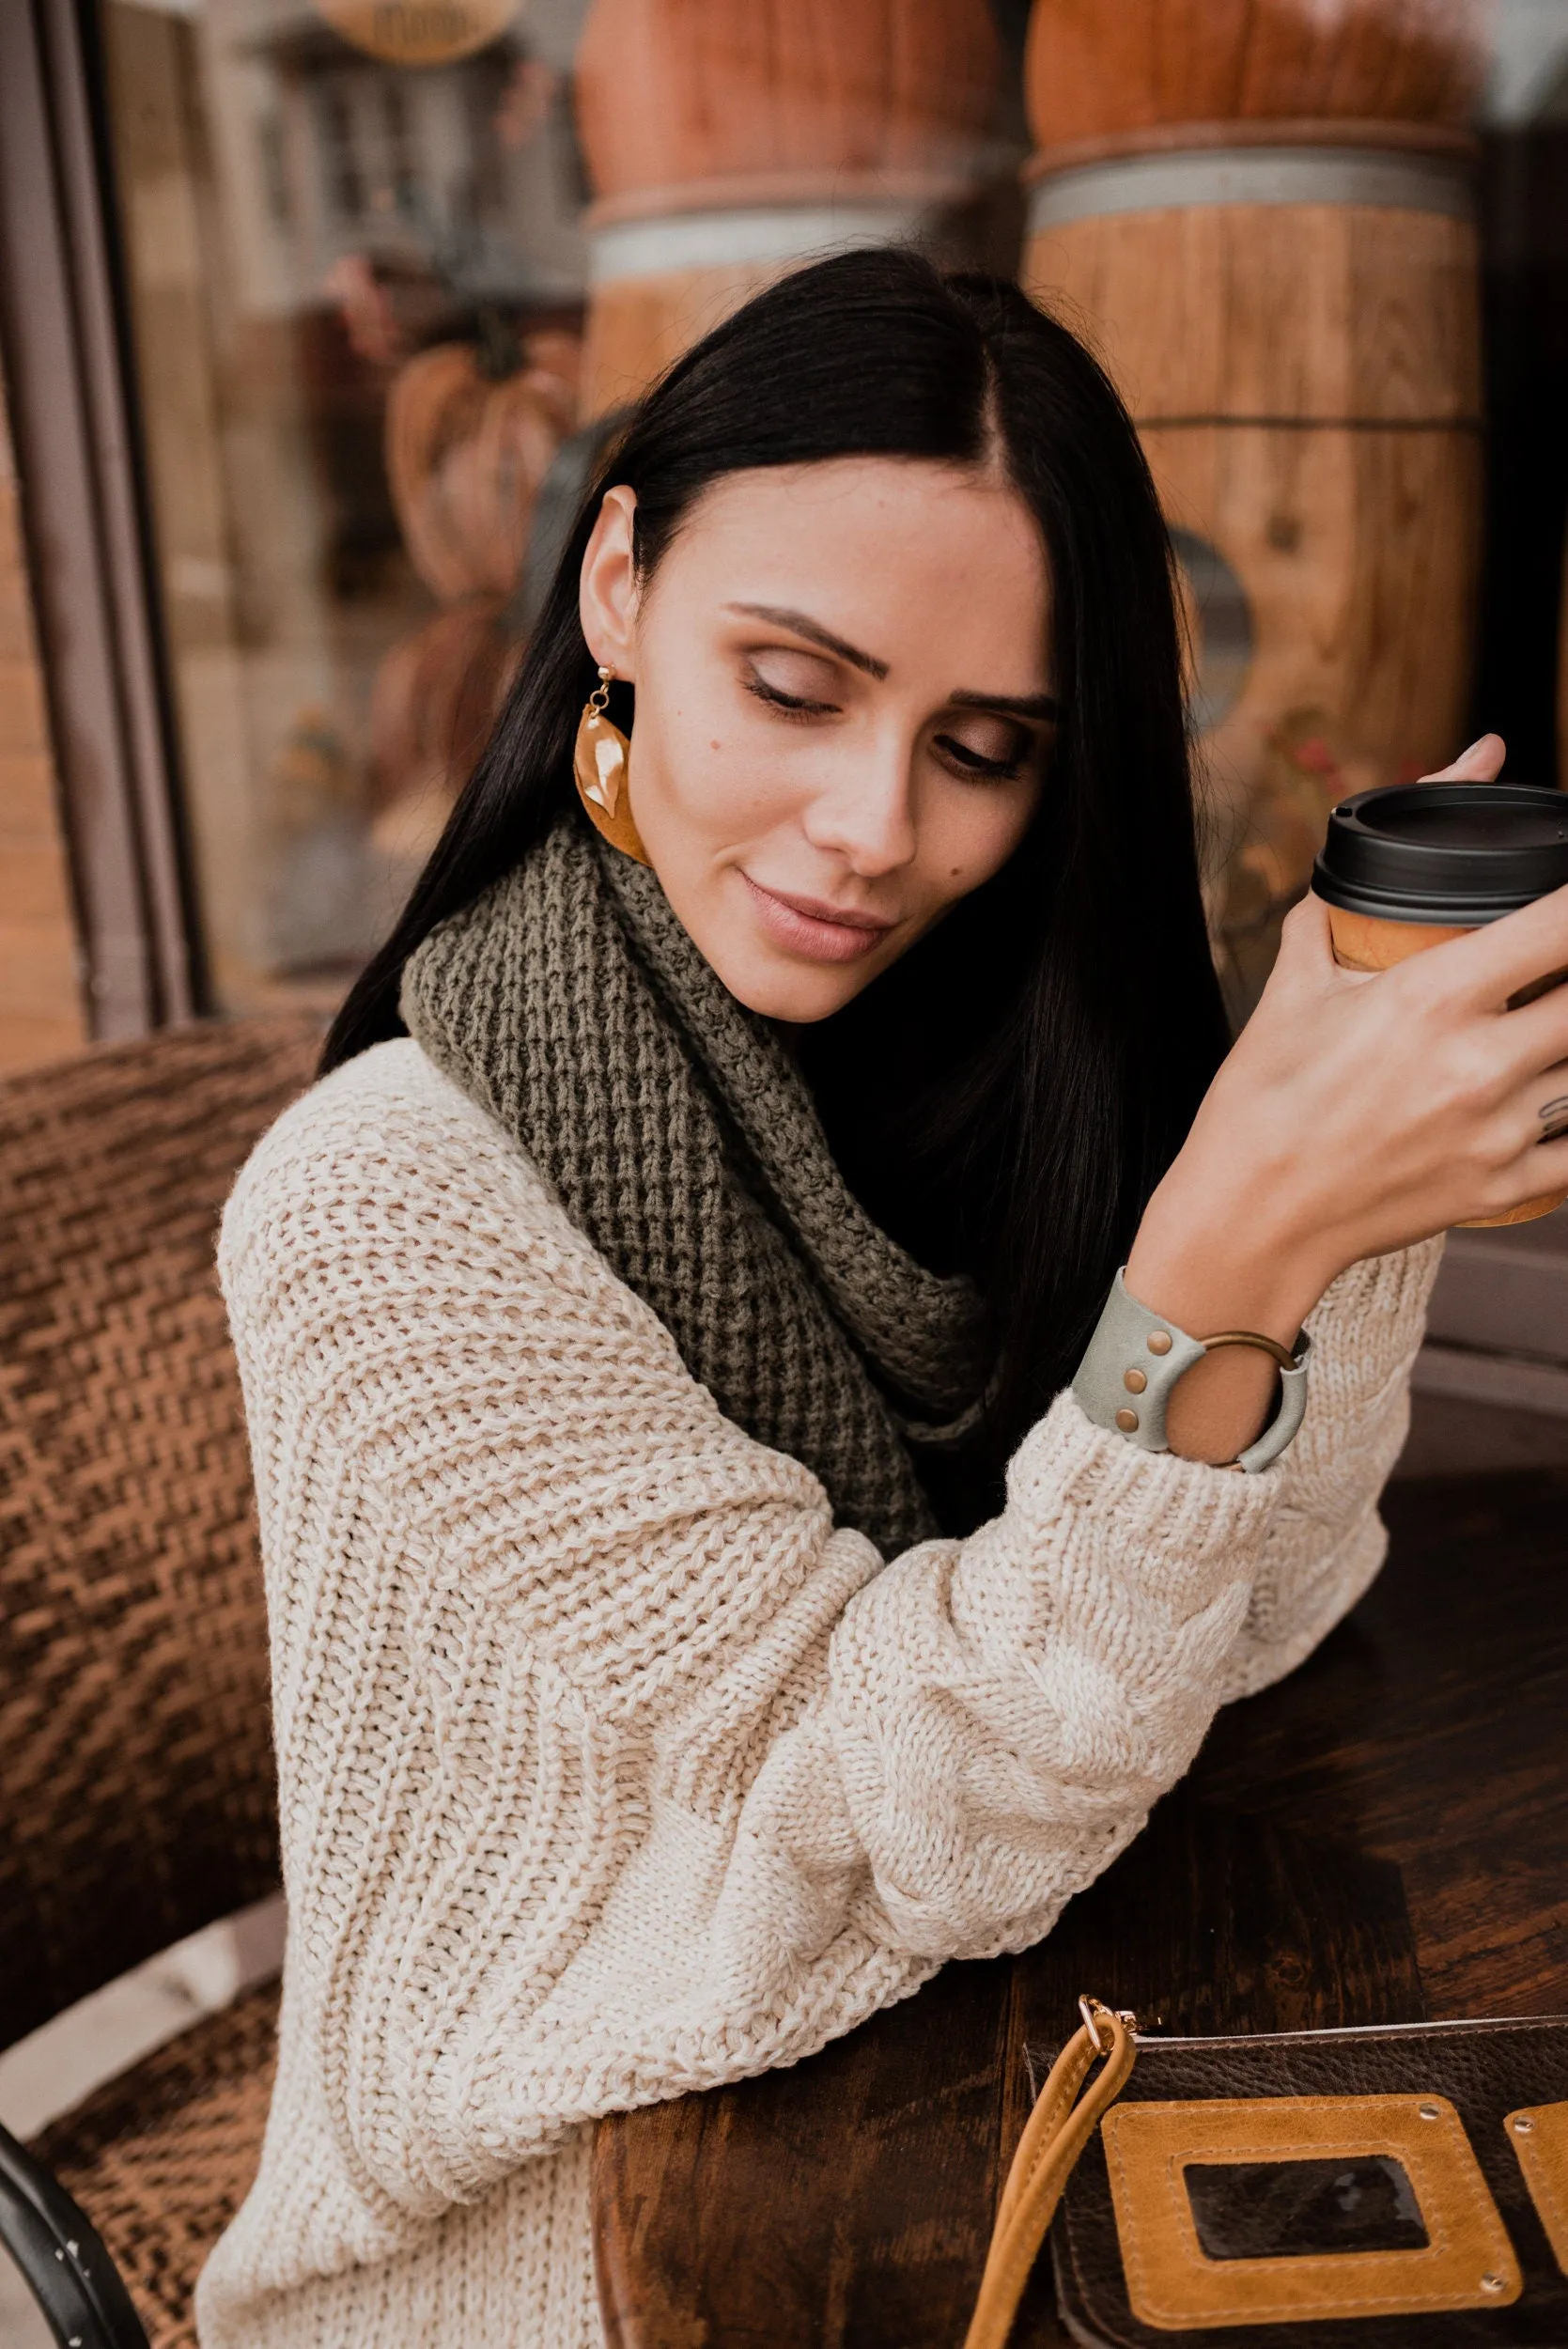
[372,325,577,861]
[368,597,524,863]
[384,331,579,604]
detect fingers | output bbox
[1504,1047,1568,1135]
[1417,880,1568,1010]
[1277,890,1383,1003]
[1456,1041,1568,1209]
[1491,1127,1568,1219]
[1419,731,1506,783]
[1278,889,1358,981]
[1427,1058,1568,1225]
[1486,978,1568,1093]
[1542,1082,1568,1144]
[1262,892,1356,1005]
[1276,891,1332,958]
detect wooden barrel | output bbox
[1026,0,1485,163]
[573,0,1001,417]
[1021,6,1484,1019]
[578,175,987,418]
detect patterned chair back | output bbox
[0,1017,320,2043]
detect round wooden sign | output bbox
[314,0,514,66]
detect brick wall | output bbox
[0,355,85,1071]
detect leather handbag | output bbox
[965,2002,1568,2349]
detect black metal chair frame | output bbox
[0,2120,149,2348]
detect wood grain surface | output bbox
[1024,0,1484,156]
[574,0,1000,205]
[1025,203,1480,425]
[594,1467,1568,2346]
[581,259,794,423]
[572,0,1001,416]
[1022,189,1481,1020]
[0,348,83,1073]
[1020,199,1483,785]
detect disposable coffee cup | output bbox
[1312,781,1568,1227]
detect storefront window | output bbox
[90,0,1568,1022]
[100,0,598,1010]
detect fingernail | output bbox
[1460,736,1489,757]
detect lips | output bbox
[738,871,896,965]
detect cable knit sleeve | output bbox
[1216,1234,1442,1702]
[218,1040,1436,2225]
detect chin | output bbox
[714,953,874,1024]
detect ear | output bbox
[580,485,640,681]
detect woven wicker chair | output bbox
[0,1017,321,2349]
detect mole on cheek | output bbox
[710,739,721,752]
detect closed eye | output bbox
[933,726,1034,781]
[744,670,840,719]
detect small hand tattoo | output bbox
[1539,1094,1568,1141]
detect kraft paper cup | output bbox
[1314,783,1568,1228]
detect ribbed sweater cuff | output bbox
[1008,1387,1281,1561]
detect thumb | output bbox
[1421,731,1505,783]
[1270,888,1341,995]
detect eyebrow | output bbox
[728,602,889,678]
[727,602,1059,722]
[950,688,1060,723]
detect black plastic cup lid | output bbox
[1312,781,1568,925]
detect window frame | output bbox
[0,0,203,1036]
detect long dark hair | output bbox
[325,248,1228,1488]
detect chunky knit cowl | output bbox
[399,811,986,1552]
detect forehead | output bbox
[649,457,1052,680]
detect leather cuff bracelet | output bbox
[1071,1270,1312,1474]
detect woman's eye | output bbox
[934,726,1033,780]
[743,652,840,717]
[747,676,835,717]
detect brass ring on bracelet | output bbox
[1198,1330,1301,1371]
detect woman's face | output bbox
[579,457,1054,1022]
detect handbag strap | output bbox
[963,1998,1138,2349]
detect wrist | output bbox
[1125,1169,1339,1348]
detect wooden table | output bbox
[594,1466,1568,2346]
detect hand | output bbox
[1126,735,1568,1461]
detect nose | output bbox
[799,738,918,879]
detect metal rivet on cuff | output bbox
[1115,1408,1139,1432]
[1147,1330,1172,1355]
[1123,1368,1147,1393]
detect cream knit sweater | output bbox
[196,1038,1441,2348]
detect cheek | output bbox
[923,783,1039,900]
[638,681,797,841]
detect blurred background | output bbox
[6,0,1568,1060]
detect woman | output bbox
[198,252,1568,2346]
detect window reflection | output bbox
[102,0,593,1010]
[91,0,1568,1023]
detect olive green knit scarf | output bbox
[399,812,985,1553]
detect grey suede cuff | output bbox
[1071,1269,1311,1475]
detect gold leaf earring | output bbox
[573,665,649,864]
